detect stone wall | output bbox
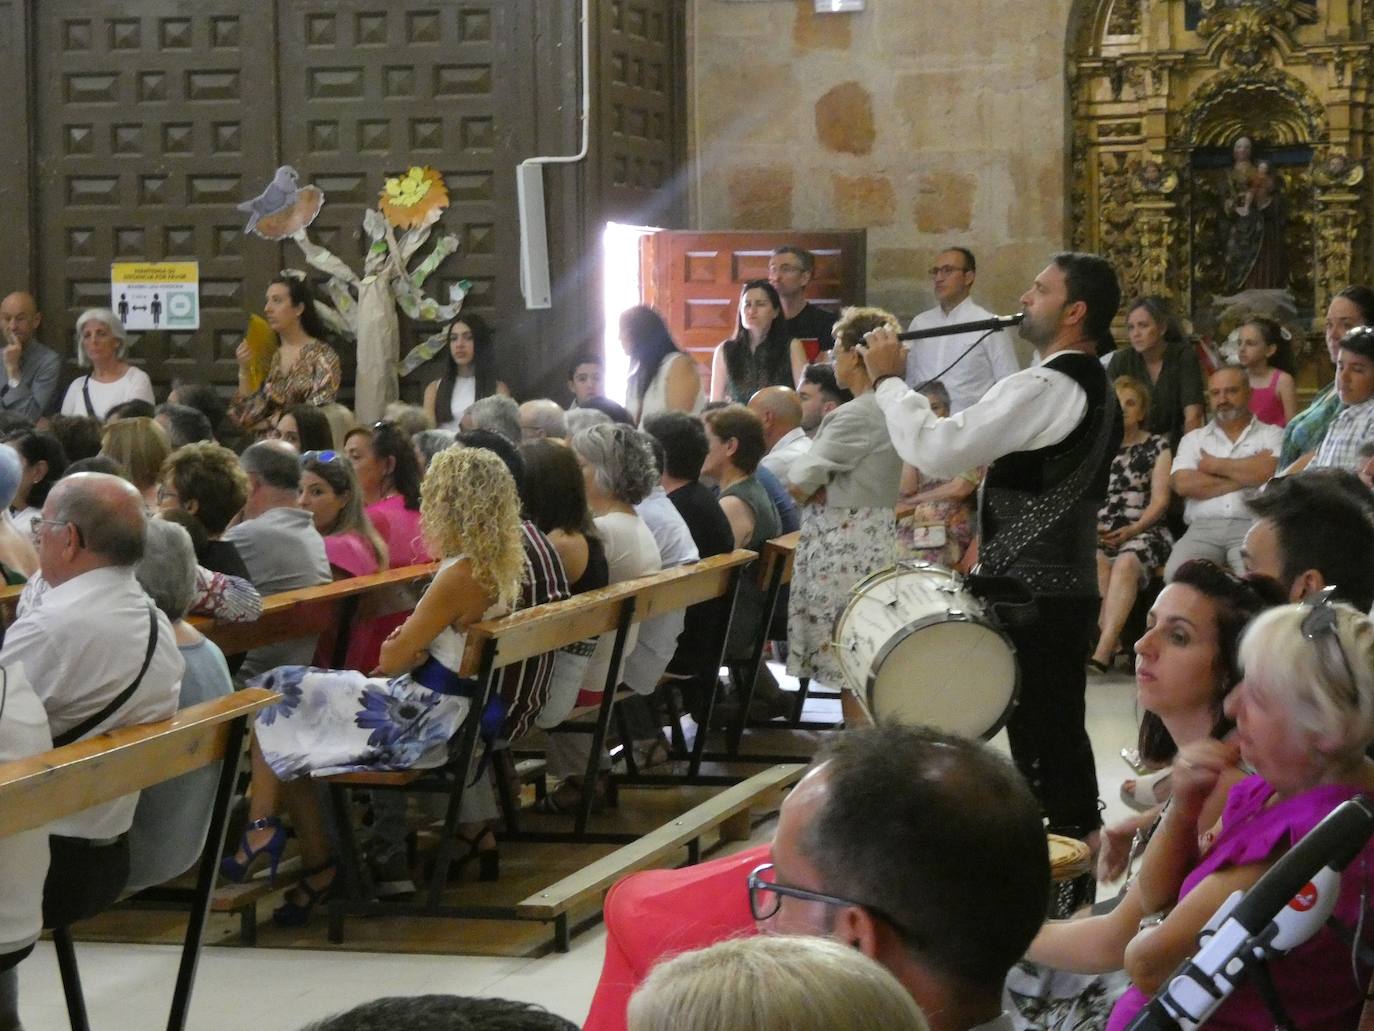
[686,0,1075,340]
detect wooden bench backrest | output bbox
[0,583,22,627]
[457,549,756,677]
[758,532,799,590]
[0,687,277,839]
[190,562,438,656]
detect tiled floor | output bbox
[12,665,1141,1030]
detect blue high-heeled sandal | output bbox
[272,864,337,927]
[219,816,286,886]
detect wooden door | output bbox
[639,230,867,370]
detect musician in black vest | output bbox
[861,253,1123,841]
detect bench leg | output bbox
[52,926,90,1031]
[239,907,255,947]
[577,601,636,837]
[552,914,570,954]
[167,716,248,1031]
[791,676,811,723]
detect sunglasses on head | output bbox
[1301,586,1360,703]
[300,449,340,465]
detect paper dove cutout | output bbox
[239,165,325,240]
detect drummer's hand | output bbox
[234,338,252,367]
[860,326,907,381]
[1171,739,1239,820]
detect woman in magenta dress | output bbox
[297,449,388,580]
[1106,595,1374,1030]
[342,421,432,671]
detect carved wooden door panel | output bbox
[639,230,868,370]
[275,0,517,389]
[34,1,280,392]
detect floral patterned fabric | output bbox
[895,469,980,567]
[251,555,496,779]
[1097,434,1173,569]
[786,504,896,687]
[229,339,341,429]
[1279,382,1343,468]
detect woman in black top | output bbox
[709,280,806,404]
[518,439,608,594]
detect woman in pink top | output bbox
[1107,597,1374,1030]
[297,449,387,579]
[342,421,431,671]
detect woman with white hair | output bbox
[628,935,930,1031]
[1107,593,1374,1030]
[536,423,662,814]
[125,518,234,891]
[59,308,154,419]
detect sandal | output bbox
[272,864,337,927]
[532,778,607,816]
[1120,767,1172,812]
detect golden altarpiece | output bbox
[1069,0,1372,387]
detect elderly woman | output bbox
[709,280,806,403]
[100,416,171,509]
[786,307,902,689]
[125,519,235,892]
[0,444,36,581]
[1104,594,1374,1030]
[1089,376,1174,672]
[896,379,981,568]
[1011,561,1272,1027]
[1280,284,1374,468]
[229,276,342,431]
[59,309,154,419]
[422,314,510,430]
[220,448,525,926]
[628,935,930,1031]
[537,423,661,814]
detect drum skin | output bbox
[832,563,1019,740]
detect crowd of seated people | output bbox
[4,249,1374,1031]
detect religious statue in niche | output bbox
[1222,136,1287,293]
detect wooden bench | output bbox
[323,549,760,944]
[517,762,804,951]
[190,561,438,658]
[0,688,277,1031]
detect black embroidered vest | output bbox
[977,352,1122,596]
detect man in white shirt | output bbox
[862,252,1123,841]
[749,386,813,482]
[904,248,1020,412]
[0,472,183,930]
[223,441,331,679]
[1166,366,1281,579]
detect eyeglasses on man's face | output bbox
[37,517,85,549]
[746,863,920,947]
[929,264,969,279]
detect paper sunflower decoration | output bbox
[379,166,449,229]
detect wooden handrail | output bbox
[0,687,277,839]
[757,531,799,589]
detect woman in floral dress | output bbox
[1089,376,1173,672]
[218,447,524,926]
[229,276,342,432]
[786,307,903,689]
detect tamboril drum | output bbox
[832,562,1018,739]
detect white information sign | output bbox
[110,261,200,331]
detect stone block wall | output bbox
[686,0,1075,342]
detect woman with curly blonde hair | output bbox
[220,446,524,928]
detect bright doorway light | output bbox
[602,221,660,405]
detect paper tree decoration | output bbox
[286,166,469,422]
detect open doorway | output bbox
[601,221,660,405]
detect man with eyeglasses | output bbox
[768,246,839,358]
[0,473,183,956]
[583,726,1048,1031]
[904,248,1020,413]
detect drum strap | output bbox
[975,387,1118,588]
